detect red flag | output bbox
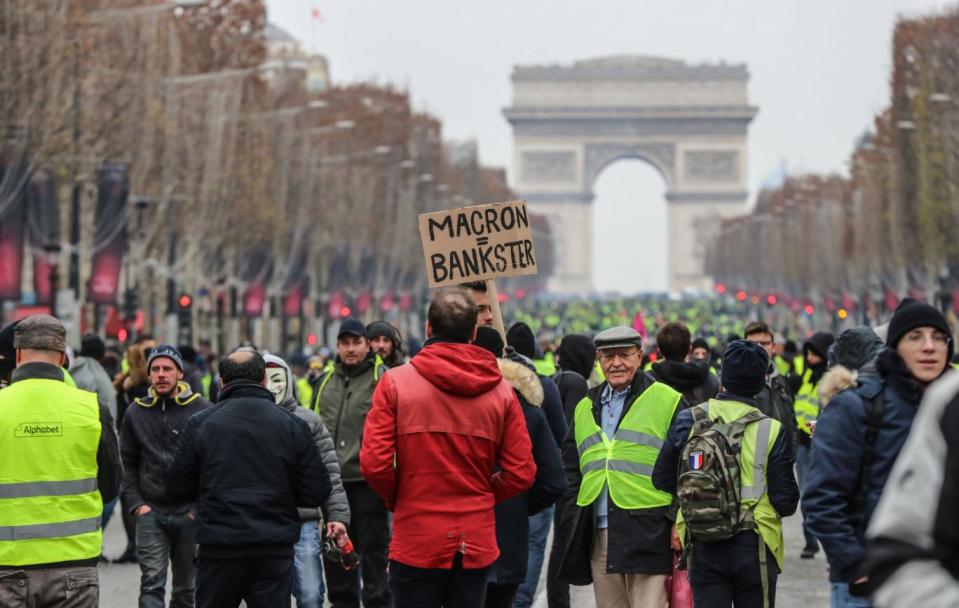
[311,5,323,21]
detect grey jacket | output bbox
[70,355,117,421]
[265,354,350,525]
[866,370,959,608]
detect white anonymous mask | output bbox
[265,367,288,404]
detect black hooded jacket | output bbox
[554,334,597,423]
[647,359,719,407]
[789,331,835,394]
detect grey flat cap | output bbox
[594,326,643,350]
[14,314,67,353]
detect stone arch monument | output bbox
[504,56,757,293]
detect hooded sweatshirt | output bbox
[554,334,597,423]
[648,358,719,407]
[69,355,118,421]
[360,341,536,569]
[264,354,351,526]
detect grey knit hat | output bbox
[13,315,67,353]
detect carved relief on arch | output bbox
[583,143,676,190]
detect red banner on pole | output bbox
[87,164,128,304]
[0,163,28,300]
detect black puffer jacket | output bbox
[120,382,212,513]
[165,381,331,558]
[648,358,719,407]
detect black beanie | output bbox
[80,334,106,360]
[691,337,710,352]
[506,322,536,359]
[720,339,770,398]
[473,326,505,358]
[886,300,953,359]
[0,321,19,362]
[367,321,398,343]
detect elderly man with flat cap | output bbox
[0,315,121,607]
[554,326,687,608]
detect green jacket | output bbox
[312,354,386,483]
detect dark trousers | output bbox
[195,555,293,608]
[689,531,778,608]
[545,505,569,608]
[324,482,391,607]
[135,509,196,608]
[485,582,519,608]
[0,567,98,607]
[390,554,491,608]
[796,443,819,549]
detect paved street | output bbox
[100,507,829,607]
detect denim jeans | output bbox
[830,582,872,608]
[796,443,819,549]
[513,505,553,608]
[135,509,196,608]
[292,521,325,608]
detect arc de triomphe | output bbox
[504,56,757,293]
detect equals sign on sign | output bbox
[476,237,489,246]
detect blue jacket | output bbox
[802,349,923,583]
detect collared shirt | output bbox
[596,382,631,529]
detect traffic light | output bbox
[122,288,140,321]
[177,292,193,344]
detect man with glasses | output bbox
[744,322,797,444]
[555,326,687,608]
[804,300,953,608]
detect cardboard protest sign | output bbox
[419,200,538,288]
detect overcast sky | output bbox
[266,0,953,293]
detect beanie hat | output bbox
[0,321,19,362]
[473,326,505,358]
[366,321,397,340]
[506,322,537,359]
[691,337,710,352]
[147,344,184,372]
[80,334,106,360]
[886,300,953,359]
[720,339,770,398]
[828,326,883,370]
[804,332,835,360]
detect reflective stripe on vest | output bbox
[0,372,103,566]
[794,368,820,436]
[573,381,681,510]
[681,399,785,566]
[313,356,385,414]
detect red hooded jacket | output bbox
[360,341,536,569]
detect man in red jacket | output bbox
[361,286,536,608]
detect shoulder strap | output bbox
[853,393,885,534]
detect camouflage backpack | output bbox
[677,404,766,542]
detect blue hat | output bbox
[147,344,184,372]
[720,339,769,398]
[337,318,367,340]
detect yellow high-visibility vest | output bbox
[574,382,680,509]
[0,369,103,566]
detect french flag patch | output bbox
[689,451,704,470]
